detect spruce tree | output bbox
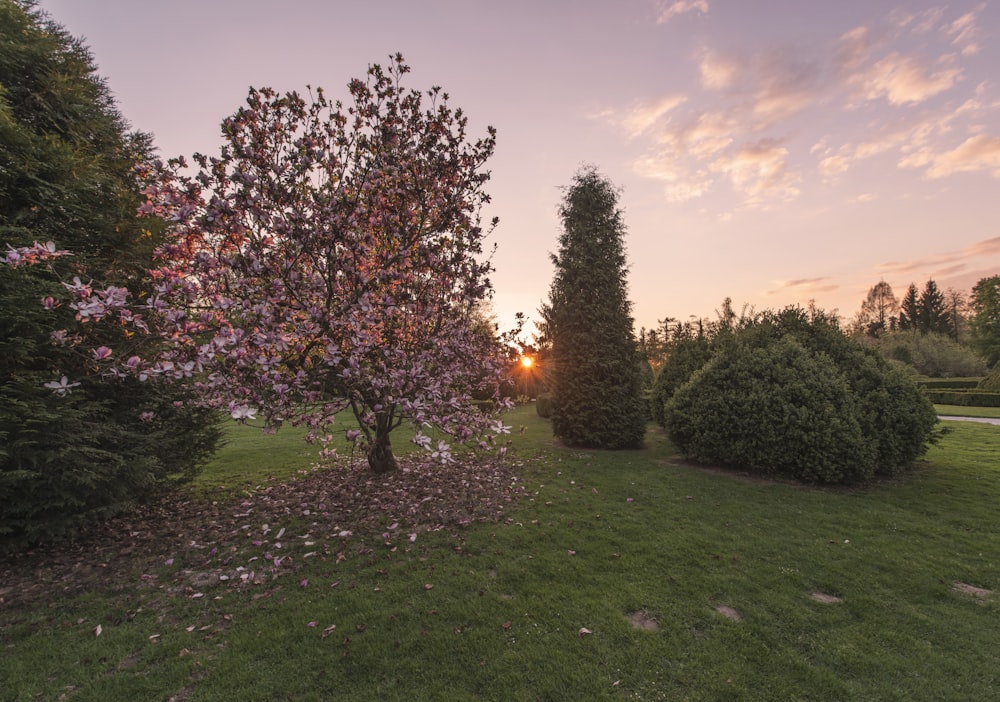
[918,279,950,336]
[541,167,645,449]
[1,0,221,549]
[899,283,920,331]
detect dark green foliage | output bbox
[0,1,221,550]
[540,168,645,449]
[969,275,1000,367]
[651,336,712,426]
[899,283,919,331]
[535,393,553,418]
[980,367,1000,391]
[863,331,988,378]
[665,336,874,483]
[664,306,938,484]
[918,279,951,337]
[918,378,983,389]
[925,390,1000,407]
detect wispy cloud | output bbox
[620,95,688,137]
[848,52,961,105]
[876,236,1000,275]
[919,135,1000,178]
[657,0,708,25]
[607,3,998,207]
[943,5,985,56]
[766,277,839,296]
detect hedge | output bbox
[916,378,984,389]
[924,390,1000,407]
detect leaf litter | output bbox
[0,454,526,608]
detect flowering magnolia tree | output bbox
[4,55,513,474]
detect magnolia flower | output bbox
[229,404,258,421]
[44,376,81,396]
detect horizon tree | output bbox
[540,167,645,449]
[854,280,899,337]
[919,279,951,336]
[970,275,1000,367]
[899,283,920,331]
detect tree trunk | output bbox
[366,431,399,474]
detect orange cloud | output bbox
[657,0,708,25]
[851,52,961,105]
[924,134,1000,178]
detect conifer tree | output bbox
[541,167,645,449]
[970,275,1000,367]
[919,279,950,336]
[0,0,220,549]
[898,283,920,331]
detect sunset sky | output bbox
[38,0,1000,337]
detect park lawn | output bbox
[2,407,998,701]
[936,404,1000,419]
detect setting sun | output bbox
[520,355,533,369]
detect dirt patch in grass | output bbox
[714,605,741,621]
[809,592,842,604]
[951,582,993,603]
[0,455,526,610]
[626,609,659,631]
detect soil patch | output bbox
[715,605,741,621]
[809,592,842,604]
[626,609,659,631]
[952,582,993,603]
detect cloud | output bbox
[767,277,839,296]
[944,7,984,56]
[709,139,800,201]
[922,134,1000,178]
[876,236,1000,276]
[699,51,739,90]
[657,0,708,25]
[850,52,961,105]
[620,95,688,137]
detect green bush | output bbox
[865,332,989,378]
[664,307,938,484]
[918,378,983,389]
[665,336,875,483]
[651,336,713,427]
[536,394,553,418]
[924,390,1000,407]
[979,367,1000,391]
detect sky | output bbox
[37,0,1000,338]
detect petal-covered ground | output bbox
[0,455,527,608]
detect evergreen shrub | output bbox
[664,307,938,484]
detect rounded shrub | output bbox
[664,306,939,484]
[651,336,713,427]
[536,393,553,418]
[665,336,876,483]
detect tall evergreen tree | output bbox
[898,283,920,331]
[1,0,221,549]
[918,279,950,336]
[970,275,1000,367]
[541,167,645,449]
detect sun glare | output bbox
[520,355,533,369]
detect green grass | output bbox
[936,404,1000,419]
[3,406,999,701]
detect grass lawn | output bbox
[2,407,998,700]
[936,404,1000,419]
